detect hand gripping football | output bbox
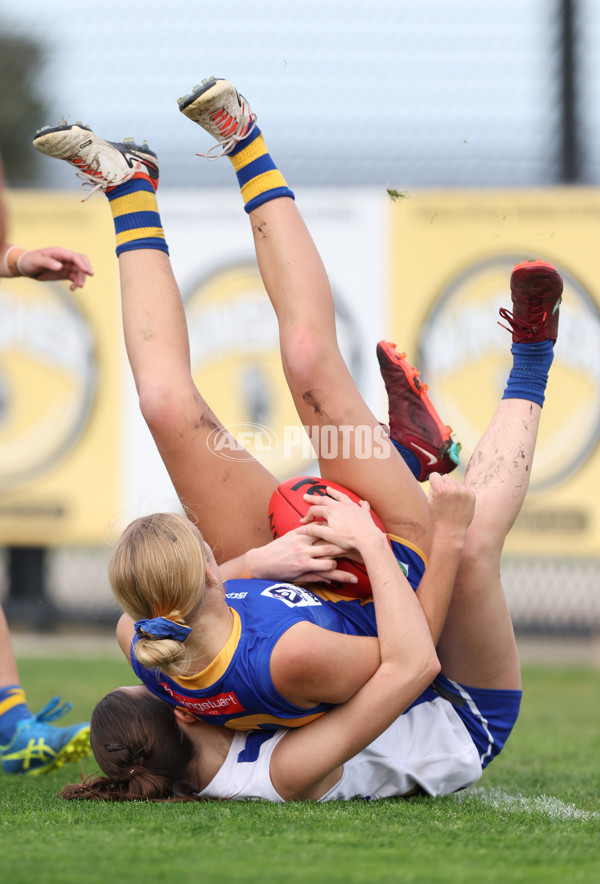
[268,476,388,598]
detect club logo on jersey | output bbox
[160,684,245,716]
[261,582,323,608]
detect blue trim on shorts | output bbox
[430,673,522,768]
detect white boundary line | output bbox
[452,786,598,821]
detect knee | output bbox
[280,326,338,389]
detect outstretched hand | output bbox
[18,247,93,290]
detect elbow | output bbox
[137,380,181,432]
[425,651,441,686]
[415,649,441,692]
[137,380,200,440]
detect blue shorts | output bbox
[429,673,522,768]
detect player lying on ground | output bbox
[34,78,561,765]
[0,157,93,774]
[63,477,478,802]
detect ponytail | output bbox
[109,513,208,675]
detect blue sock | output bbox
[502,340,554,407]
[390,440,422,480]
[0,686,31,743]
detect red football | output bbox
[268,476,388,598]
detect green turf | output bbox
[1,659,599,883]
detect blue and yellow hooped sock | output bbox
[503,340,555,407]
[0,686,31,743]
[106,175,169,257]
[228,125,295,213]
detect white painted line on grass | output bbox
[452,787,598,821]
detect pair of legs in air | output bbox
[33,77,561,722]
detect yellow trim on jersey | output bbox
[311,587,373,604]
[173,607,241,690]
[387,532,429,567]
[222,710,326,730]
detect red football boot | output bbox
[499,259,563,343]
[376,341,461,482]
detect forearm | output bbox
[219,544,286,581]
[300,490,438,673]
[414,473,475,646]
[416,532,466,645]
[219,551,254,581]
[273,538,440,794]
[220,532,356,586]
[360,533,437,672]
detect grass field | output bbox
[1,657,599,884]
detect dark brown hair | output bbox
[61,689,195,802]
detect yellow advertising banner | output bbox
[3,187,598,559]
[390,189,600,556]
[0,191,120,545]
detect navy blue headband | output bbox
[134,616,191,643]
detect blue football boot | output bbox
[0,697,91,775]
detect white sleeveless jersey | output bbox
[196,695,482,802]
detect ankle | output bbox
[107,176,169,257]
[228,126,295,213]
[0,685,30,742]
[502,340,554,406]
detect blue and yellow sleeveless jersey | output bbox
[130,579,381,730]
[130,537,427,731]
